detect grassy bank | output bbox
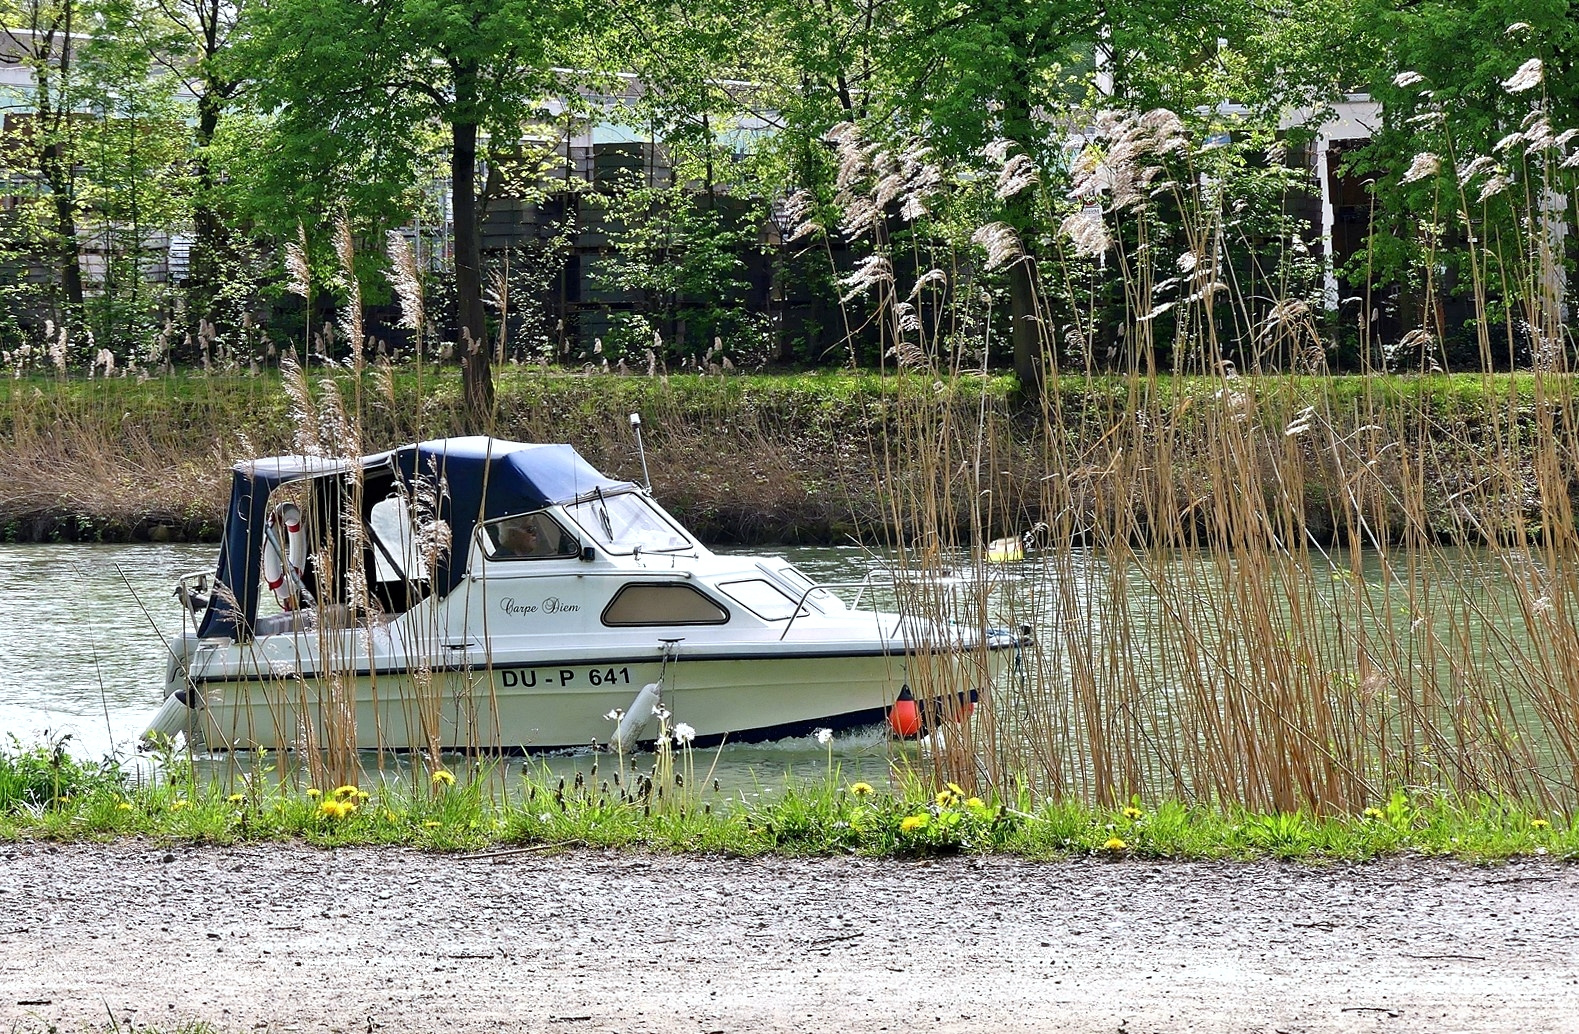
[1,739,1571,862]
[0,366,1569,546]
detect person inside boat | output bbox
[497,514,556,558]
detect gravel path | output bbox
[2,841,1577,1033]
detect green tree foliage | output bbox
[0,0,90,327]
[237,0,582,419]
[1344,0,1578,365]
[94,0,254,352]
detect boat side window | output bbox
[566,492,692,554]
[717,579,807,621]
[602,583,729,626]
[767,562,842,612]
[483,511,579,561]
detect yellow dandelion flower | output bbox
[305,788,322,798]
[333,785,359,800]
[341,800,359,815]
[227,793,245,804]
[319,799,345,819]
[946,782,964,796]
[170,800,190,811]
[899,814,930,833]
[384,810,399,822]
[966,797,986,809]
[849,781,874,796]
[1531,818,1551,829]
[431,769,456,787]
[423,820,441,829]
[1103,837,1127,851]
[1123,806,1144,820]
[116,802,133,812]
[935,789,959,808]
[1363,807,1384,819]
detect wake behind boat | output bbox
[143,436,1020,753]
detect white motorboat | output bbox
[143,436,1021,753]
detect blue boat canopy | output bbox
[198,437,635,640]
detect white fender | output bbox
[611,682,662,753]
[263,502,308,608]
[141,692,194,746]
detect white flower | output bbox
[603,708,623,722]
[814,728,834,746]
[1502,58,1543,94]
[673,722,696,745]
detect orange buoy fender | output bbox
[888,685,922,738]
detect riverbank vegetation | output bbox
[0,367,1570,548]
[1,738,1571,862]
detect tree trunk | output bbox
[451,115,493,423]
[1006,225,1042,396]
[186,94,226,347]
[1001,61,1044,400]
[43,146,83,312]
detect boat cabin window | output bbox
[717,579,808,621]
[566,492,692,555]
[482,512,580,560]
[763,561,843,612]
[602,583,728,626]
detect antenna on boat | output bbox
[629,412,652,492]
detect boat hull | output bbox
[180,647,1005,752]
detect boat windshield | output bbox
[565,491,693,554]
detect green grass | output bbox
[0,741,1569,862]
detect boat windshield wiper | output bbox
[594,486,614,541]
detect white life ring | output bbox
[263,502,308,609]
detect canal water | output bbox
[2,539,1571,802]
[0,542,914,789]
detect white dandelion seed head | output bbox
[815,727,833,746]
[673,722,696,745]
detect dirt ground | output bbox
[1,841,1576,1034]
